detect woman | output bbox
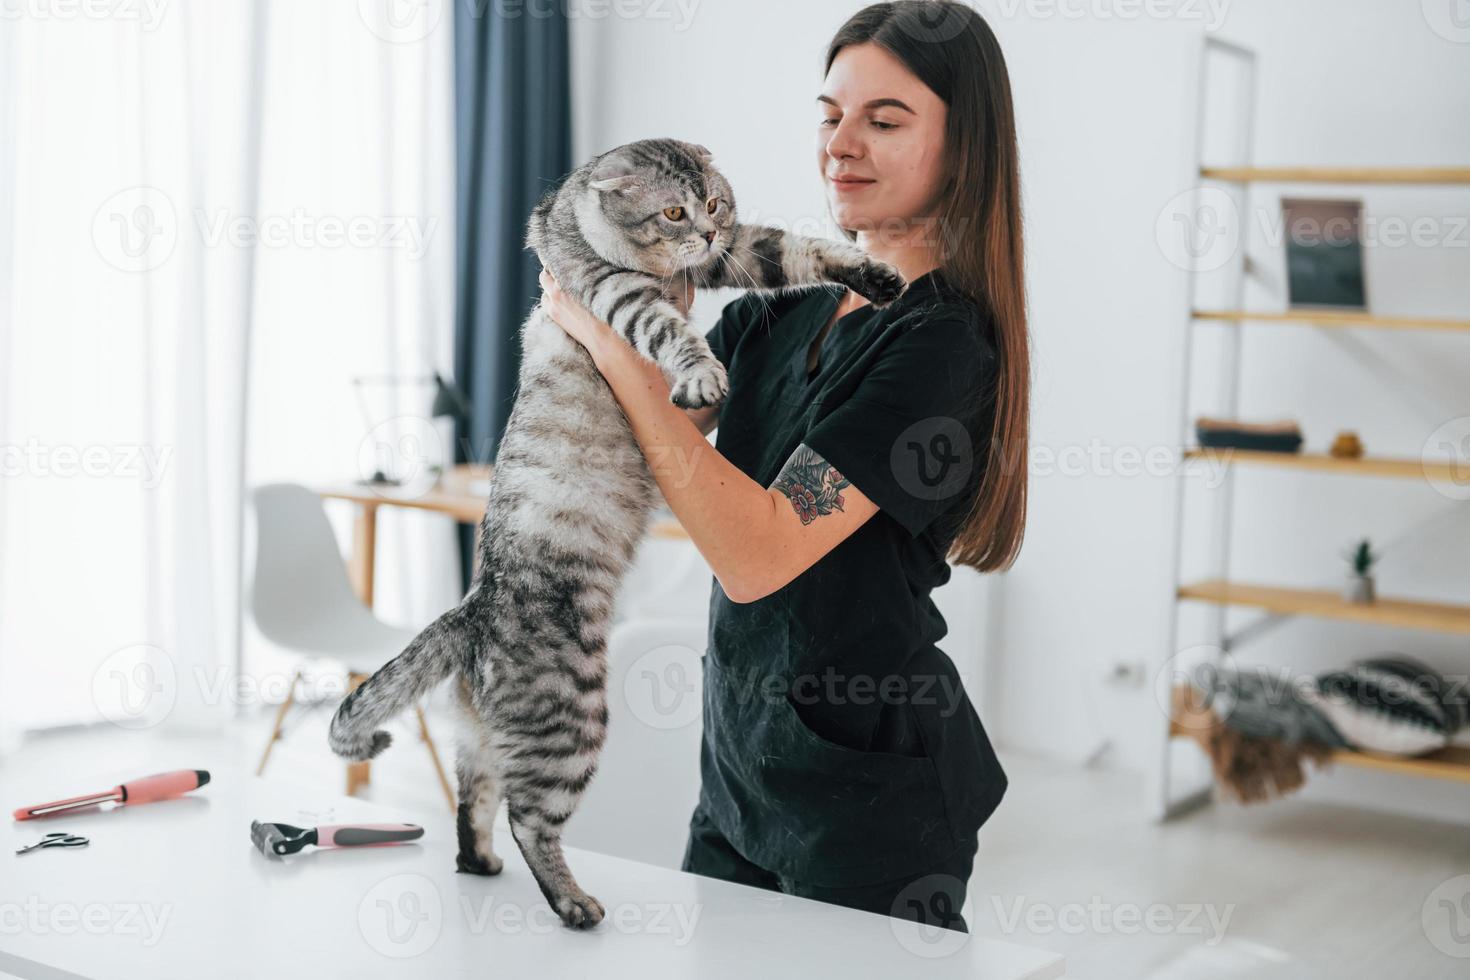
[539,0,1028,932]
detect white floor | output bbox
[6,705,1467,980]
[969,753,1469,979]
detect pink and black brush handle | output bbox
[316,824,424,848]
[252,820,425,856]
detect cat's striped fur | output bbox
[328,138,905,928]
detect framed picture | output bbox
[1282,197,1368,309]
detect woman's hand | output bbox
[539,268,613,352]
[539,268,696,355]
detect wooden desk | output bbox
[318,464,493,608]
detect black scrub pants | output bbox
[680,805,977,932]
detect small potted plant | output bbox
[1342,538,1379,604]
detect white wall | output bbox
[571,0,1470,824]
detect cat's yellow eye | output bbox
[663,206,685,221]
[706,198,719,215]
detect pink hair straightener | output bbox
[12,769,211,821]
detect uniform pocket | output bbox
[777,691,940,778]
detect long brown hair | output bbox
[826,0,1029,573]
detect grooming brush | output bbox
[250,820,423,857]
[14,770,211,821]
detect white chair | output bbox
[247,482,455,811]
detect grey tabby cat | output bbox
[328,138,905,928]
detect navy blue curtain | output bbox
[452,3,572,587]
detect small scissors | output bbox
[15,832,90,855]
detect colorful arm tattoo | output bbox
[772,444,851,526]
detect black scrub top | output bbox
[696,267,1009,889]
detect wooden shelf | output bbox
[1331,744,1470,784]
[1182,448,1462,483]
[1168,721,1470,785]
[1194,309,1470,332]
[1177,579,1470,635]
[1200,166,1470,185]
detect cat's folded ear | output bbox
[589,150,643,194]
[683,142,714,167]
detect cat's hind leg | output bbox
[455,757,504,876]
[506,799,603,929]
[498,698,607,928]
[453,694,504,876]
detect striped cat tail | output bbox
[328,604,472,762]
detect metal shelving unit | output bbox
[1151,38,1470,819]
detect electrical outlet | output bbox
[1102,661,1146,688]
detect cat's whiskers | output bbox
[722,249,762,292]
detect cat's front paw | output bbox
[669,359,728,409]
[844,258,907,307]
[554,890,605,930]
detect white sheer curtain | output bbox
[241,1,461,690]
[0,1,458,743]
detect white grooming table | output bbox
[0,762,1064,979]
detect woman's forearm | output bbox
[586,330,778,600]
